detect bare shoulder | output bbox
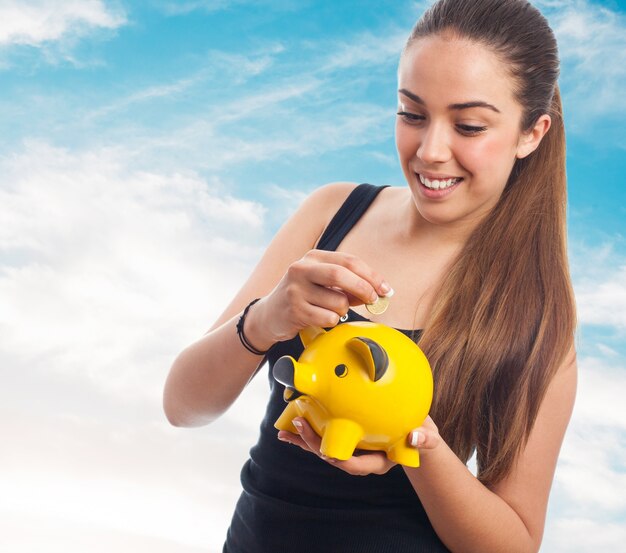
[303,181,360,219]
[284,181,361,244]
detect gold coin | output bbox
[365,295,390,315]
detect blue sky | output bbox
[1,1,625,551]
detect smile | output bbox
[418,174,463,190]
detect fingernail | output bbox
[292,419,303,432]
[410,431,421,447]
[380,282,392,295]
[370,292,379,303]
[384,287,395,298]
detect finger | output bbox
[308,251,391,297]
[304,251,391,300]
[299,303,343,329]
[277,430,317,454]
[308,263,381,306]
[278,430,341,467]
[333,452,395,476]
[292,418,395,475]
[408,428,441,450]
[304,284,351,319]
[291,418,323,452]
[303,262,376,305]
[291,418,348,465]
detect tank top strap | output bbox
[315,183,389,252]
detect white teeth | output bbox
[419,175,461,190]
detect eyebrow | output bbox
[398,88,501,114]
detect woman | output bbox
[163,0,577,551]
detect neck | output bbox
[399,194,481,249]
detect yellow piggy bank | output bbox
[273,322,433,467]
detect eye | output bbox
[397,111,425,125]
[456,123,487,136]
[334,364,348,378]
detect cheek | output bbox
[395,123,416,161]
[457,134,517,177]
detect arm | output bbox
[283,348,577,553]
[404,349,577,553]
[163,182,389,427]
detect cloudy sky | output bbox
[1,0,625,551]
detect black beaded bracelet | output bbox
[236,298,269,356]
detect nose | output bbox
[417,124,452,165]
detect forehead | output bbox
[398,35,518,109]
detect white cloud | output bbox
[0,140,267,400]
[542,0,626,118]
[113,88,393,172]
[574,263,626,331]
[158,0,252,15]
[212,78,322,124]
[320,29,408,72]
[156,0,301,16]
[543,517,626,553]
[543,351,626,552]
[568,240,626,332]
[0,511,211,553]
[0,392,267,552]
[89,47,281,121]
[0,0,126,47]
[572,354,626,432]
[0,139,272,552]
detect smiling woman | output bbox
[163,1,577,552]
[396,36,535,228]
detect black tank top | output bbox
[223,184,450,553]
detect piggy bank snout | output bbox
[273,356,296,388]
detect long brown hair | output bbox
[406,0,576,485]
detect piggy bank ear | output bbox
[299,326,327,348]
[347,337,389,382]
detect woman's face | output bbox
[396,34,532,230]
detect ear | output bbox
[516,114,551,159]
[299,326,326,348]
[347,337,389,382]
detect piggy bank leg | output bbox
[387,439,421,468]
[320,418,363,461]
[274,403,301,433]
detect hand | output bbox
[278,416,442,476]
[278,417,397,476]
[253,250,391,345]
